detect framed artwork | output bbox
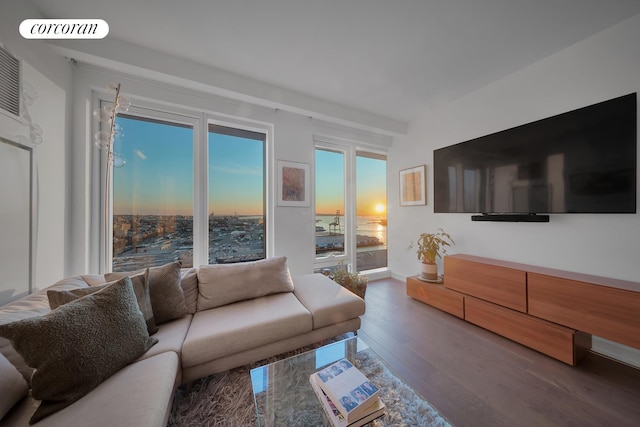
[399,164,426,206]
[277,160,310,207]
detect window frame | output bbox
[204,117,271,264]
[313,138,388,274]
[314,142,352,270]
[93,94,274,272]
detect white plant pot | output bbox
[421,262,438,281]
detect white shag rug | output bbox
[169,341,452,427]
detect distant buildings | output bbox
[112,214,385,271]
[112,214,265,271]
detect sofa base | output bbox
[181,318,361,384]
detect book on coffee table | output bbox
[310,358,383,424]
[309,374,385,427]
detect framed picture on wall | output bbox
[399,164,426,206]
[277,160,310,207]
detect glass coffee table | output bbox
[250,336,374,426]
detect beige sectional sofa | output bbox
[0,257,365,426]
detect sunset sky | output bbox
[113,116,386,216]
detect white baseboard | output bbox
[590,336,640,369]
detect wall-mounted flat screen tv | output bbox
[434,93,637,215]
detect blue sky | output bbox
[113,116,385,216]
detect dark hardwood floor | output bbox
[359,278,640,427]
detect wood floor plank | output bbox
[359,278,640,427]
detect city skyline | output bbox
[113,116,386,217]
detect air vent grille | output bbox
[0,46,20,117]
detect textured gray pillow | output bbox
[49,270,159,335]
[107,261,187,324]
[0,276,89,385]
[0,277,157,424]
[197,256,294,310]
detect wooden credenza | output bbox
[407,254,640,365]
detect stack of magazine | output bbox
[309,358,386,427]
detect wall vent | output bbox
[0,46,21,117]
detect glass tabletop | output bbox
[250,336,373,427]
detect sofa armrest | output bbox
[292,274,365,330]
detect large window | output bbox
[315,148,346,259]
[112,115,194,272]
[314,144,387,273]
[107,107,268,272]
[356,151,387,270]
[208,124,266,264]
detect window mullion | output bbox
[346,145,357,272]
[193,115,208,268]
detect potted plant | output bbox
[409,228,454,281]
[332,262,368,299]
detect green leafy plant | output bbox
[332,262,368,299]
[408,228,454,264]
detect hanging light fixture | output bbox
[93,83,130,272]
[93,83,130,166]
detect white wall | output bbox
[388,13,640,366]
[0,0,72,291]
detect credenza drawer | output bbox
[465,297,588,365]
[444,256,527,312]
[528,273,640,349]
[406,276,464,318]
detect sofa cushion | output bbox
[49,270,159,335]
[196,257,294,310]
[180,268,198,314]
[0,277,158,424]
[0,276,88,384]
[182,292,312,368]
[107,261,187,324]
[0,352,179,427]
[293,273,366,329]
[137,314,191,374]
[80,274,106,286]
[0,352,28,420]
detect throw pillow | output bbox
[0,352,28,420]
[197,256,294,310]
[180,268,198,314]
[80,274,107,286]
[49,270,159,335]
[0,276,89,385]
[106,261,187,324]
[0,277,157,424]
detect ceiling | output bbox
[32,0,640,127]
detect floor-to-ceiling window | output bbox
[315,147,346,261]
[314,142,387,274]
[356,151,387,271]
